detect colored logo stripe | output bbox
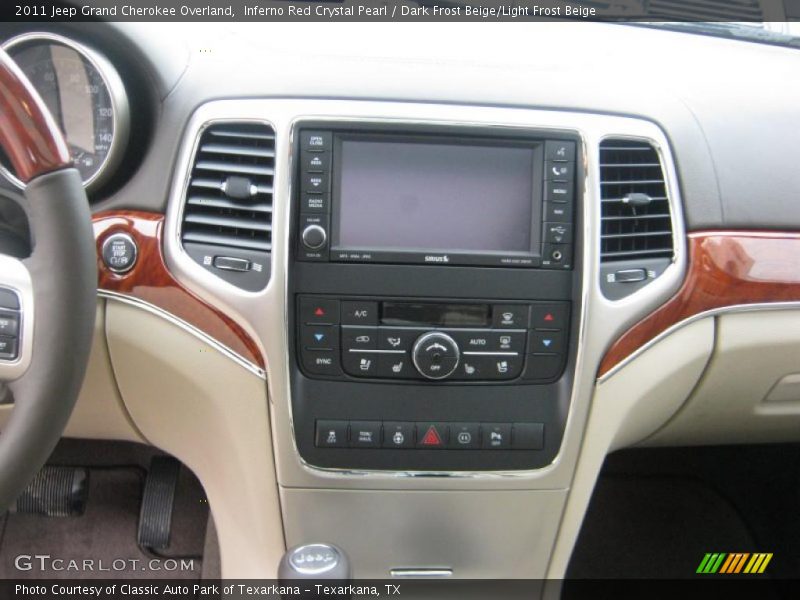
[697,552,773,574]
[697,553,726,574]
[744,553,773,574]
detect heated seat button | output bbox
[513,423,545,450]
[377,353,414,379]
[299,297,339,325]
[481,423,512,449]
[342,351,378,377]
[484,355,524,380]
[449,423,481,449]
[416,423,449,449]
[383,422,415,449]
[0,312,19,337]
[316,420,348,448]
[349,421,381,448]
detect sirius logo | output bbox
[424,255,450,263]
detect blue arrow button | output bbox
[314,333,325,342]
[543,339,552,348]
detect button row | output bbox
[300,297,551,329]
[316,420,544,450]
[0,287,21,361]
[342,326,526,353]
[542,140,575,270]
[298,131,332,263]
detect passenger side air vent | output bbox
[648,0,762,21]
[599,139,674,300]
[180,122,274,291]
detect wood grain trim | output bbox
[0,49,71,182]
[598,231,800,378]
[94,211,265,370]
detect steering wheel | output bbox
[0,49,96,509]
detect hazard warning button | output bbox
[416,423,449,449]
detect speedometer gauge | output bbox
[1,33,130,192]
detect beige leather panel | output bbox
[644,310,800,446]
[0,300,144,442]
[105,301,284,578]
[547,318,714,577]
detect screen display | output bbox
[381,302,491,327]
[334,138,536,254]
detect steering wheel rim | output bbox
[0,49,96,509]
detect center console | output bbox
[289,121,582,472]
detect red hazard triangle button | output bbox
[314,307,325,317]
[418,424,445,448]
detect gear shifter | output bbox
[279,543,351,598]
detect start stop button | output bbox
[101,233,138,274]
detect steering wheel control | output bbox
[0,287,21,361]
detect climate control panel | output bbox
[297,295,569,384]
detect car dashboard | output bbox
[0,21,799,580]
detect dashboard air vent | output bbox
[180,122,275,291]
[648,0,762,21]
[600,139,673,263]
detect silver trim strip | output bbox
[97,290,266,380]
[597,301,800,383]
[162,100,686,490]
[1,32,131,193]
[390,568,453,578]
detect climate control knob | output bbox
[411,332,460,380]
[301,224,327,250]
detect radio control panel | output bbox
[297,296,569,384]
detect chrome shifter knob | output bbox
[279,542,351,580]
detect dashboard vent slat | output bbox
[599,139,673,263]
[181,121,275,254]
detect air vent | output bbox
[648,0,762,21]
[180,122,275,291]
[600,139,673,263]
